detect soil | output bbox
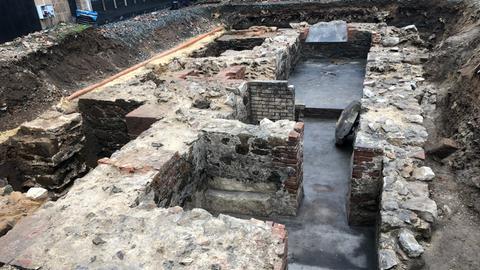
[421,2,480,269]
[0,1,480,268]
[422,160,480,270]
[0,29,139,131]
[0,6,218,132]
[0,191,43,237]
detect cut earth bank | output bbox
[0,0,480,269]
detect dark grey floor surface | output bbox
[280,57,376,269]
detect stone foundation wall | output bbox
[0,111,85,190]
[150,141,206,208]
[171,28,301,81]
[78,98,143,161]
[200,119,303,216]
[274,33,301,79]
[347,24,439,269]
[348,141,384,225]
[191,36,266,58]
[248,80,295,124]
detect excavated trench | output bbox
[3,1,480,269]
[281,38,375,269]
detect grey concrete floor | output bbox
[289,58,366,110]
[279,57,376,269]
[276,118,376,269]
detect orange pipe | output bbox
[67,27,224,101]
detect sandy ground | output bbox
[0,190,44,237]
[422,160,480,270]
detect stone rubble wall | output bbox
[0,111,85,190]
[190,35,267,58]
[248,80,295,124]
[0,126,288,269]
[0,26,308,268]
[171,27,300,81]
[200,119,303,216]
[347,24,439,269]
[273,31,301,79]
[78,97,144,160]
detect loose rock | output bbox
[379,249,399,269]
[25,187,48,201]
[412,166,435,181]
[398,229,424,257]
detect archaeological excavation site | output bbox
[1,0,480,269]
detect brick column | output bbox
[248,80,295,124]
[273,122,304,207]
[348,145,383,226]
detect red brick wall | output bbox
[348,146,383,226]
[273,122,304,204]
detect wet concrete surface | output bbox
[280,56,376,269]
[289,58,366,110]
[276,118,376,269]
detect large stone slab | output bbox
[306,21,348,43]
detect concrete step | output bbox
[207,176,277,193]
[204,189,273,217]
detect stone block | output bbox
[426,137,459,158]
[125,104,166,138]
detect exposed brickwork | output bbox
[273,122,304,197]
[271,222,288,270]
[151,151,200,207]
[201,119,303,216]
[348,146,384,226]
[216,65,246,80]
[248,80,295,124]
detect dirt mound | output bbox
[0,29,139,131]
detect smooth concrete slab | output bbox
[289,59,366,110]
[277,118,377,269]
[306,21,348,43]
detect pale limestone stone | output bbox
[398,229,424,257]
[412,166,435,181]
[26,187,48,201]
